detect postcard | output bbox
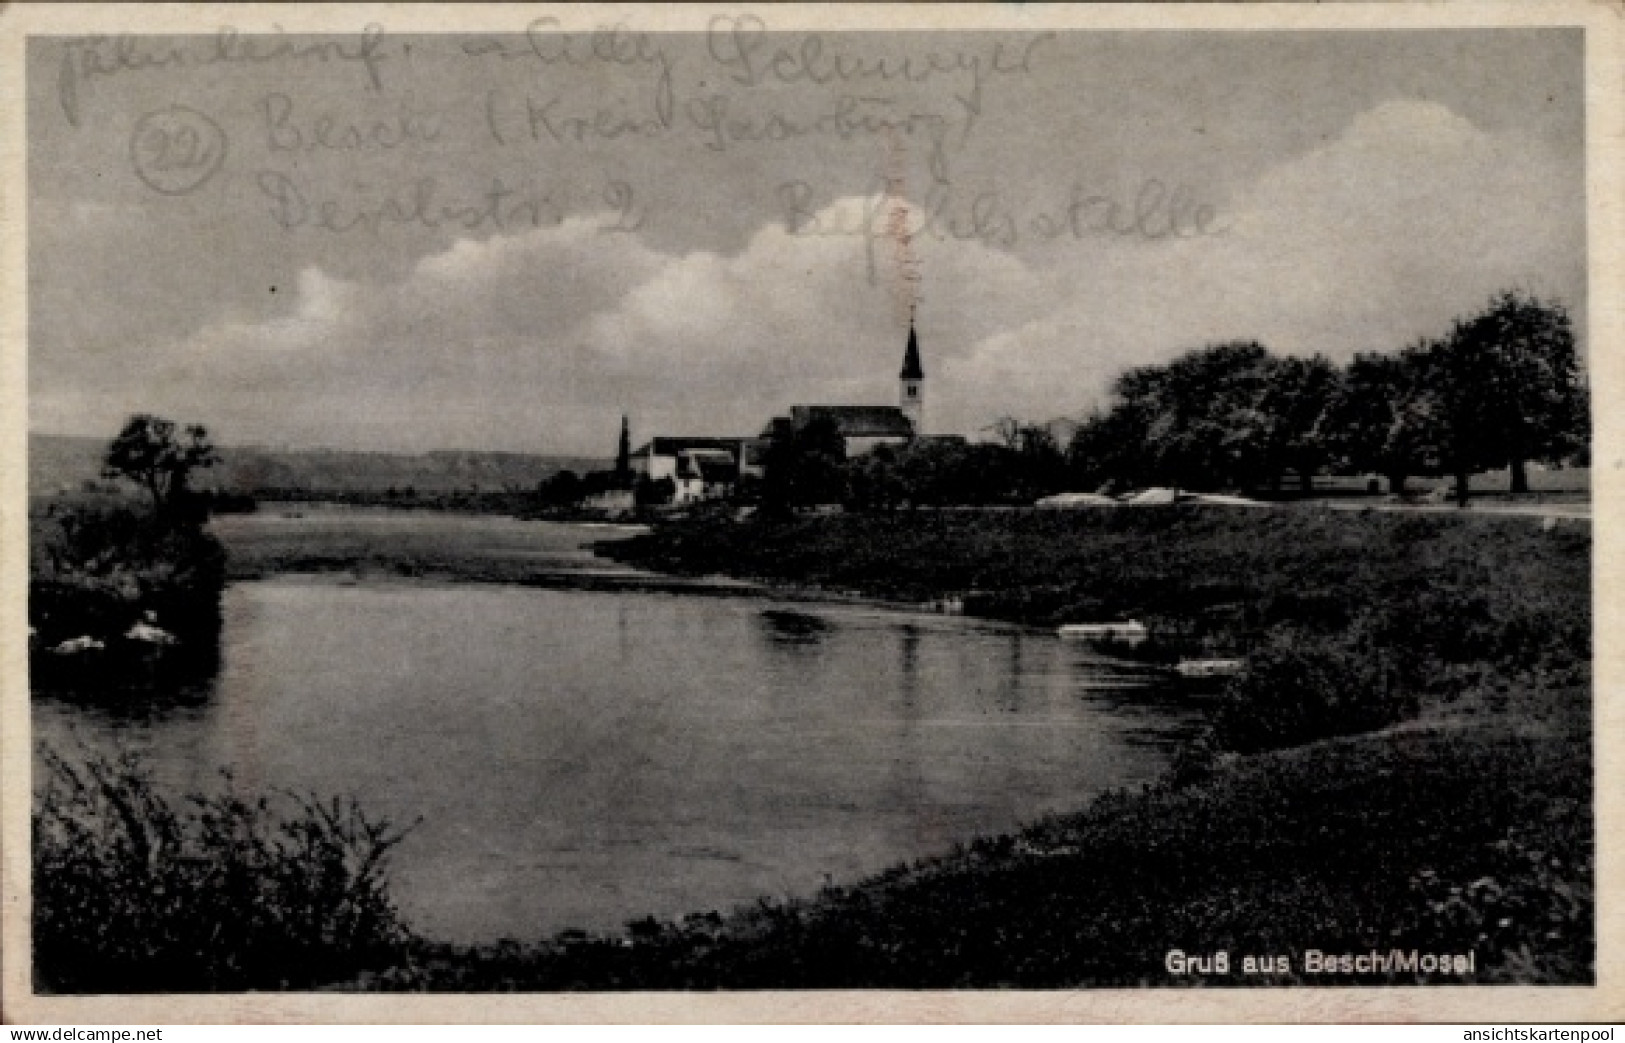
[3,2,1621,1025]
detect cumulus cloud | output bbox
[945,98,1584,432]
[35,195,1034,452]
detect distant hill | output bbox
[30,433,604,499]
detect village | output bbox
[556,288,1588,522]
[587,318,946,512]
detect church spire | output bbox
[899,310,925,435]
[900,309,924,380]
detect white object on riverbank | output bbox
[1057,621,1149,645]
[1174,658,1246,679]
[125,621,178,645]
[1035,492,1119,507]
[50,636,105,655]
[1182,493,1270,508]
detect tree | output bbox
[539,469,583,507]
[1013,423,1068,498]
[103,415,219,517]
[1094,341,1277,492]
[1326,351,1435,495]
[1257,354,1341,492]
[761,414,848,515]
[885,439,1016,507]
[844,445,906,512]
[987,416,1023,451]
[1437,291,1586,494]
[1068,404,1152,493]
[634,474,676,508]
[1410,335,1489,508]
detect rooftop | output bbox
[789,405,916,439]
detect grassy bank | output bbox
[597,507,1587,637]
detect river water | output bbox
[33,514,1205,944]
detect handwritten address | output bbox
[59,16,1225,258]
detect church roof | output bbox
[790,405,915,438]
[900,323,924,380]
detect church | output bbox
[628,319,932,504]
[761,319,928,456]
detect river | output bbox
[33,513,1206,944]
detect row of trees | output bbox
[1069,290,1586,504]
[757,290,1586,512]
[759,417,1066,515]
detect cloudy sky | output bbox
[29,23,1585,455]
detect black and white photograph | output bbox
[5,2,1620,1022]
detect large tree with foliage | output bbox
[760,414,848,515]
[1435,291,1586,495]
[102,414,219,517]
[893,439,1017,507]
[1069,404,1149,494]
[1257,354,1342,492]
[1082,341,1278,492]
[1325,350,1436,495]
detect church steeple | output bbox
[615,414,632,479]
[899,311,925,435]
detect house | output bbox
[628,436,766,504]
[674,448,741,503]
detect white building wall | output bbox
[845,435,912,457]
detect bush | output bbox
[33,747,418,992]
[1214,626,1415,754]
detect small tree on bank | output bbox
[103,415,219,519]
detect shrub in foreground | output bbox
[33,747,417,992]
[1214,625,1415,754]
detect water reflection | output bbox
[758,608,834,646]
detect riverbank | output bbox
[595,505,1589,635]
[190,505,1605,987]
[381,708,1588,988]
[425,504,1588,987]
